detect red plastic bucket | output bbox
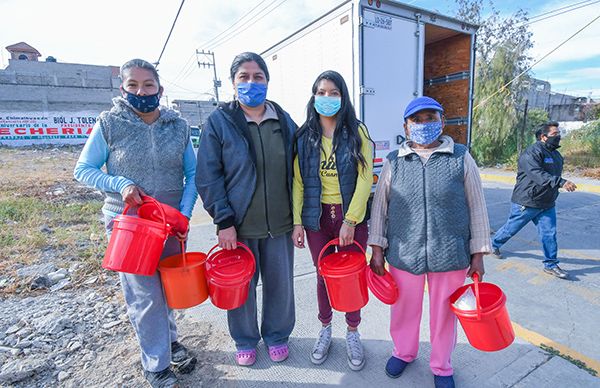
[450,273,515,351]
[103,197,169,276]
[137,196,189,236]
[318,238,369,312]
[205,243,256,310]
[159,241,209,309]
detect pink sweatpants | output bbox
[389,266,468,376]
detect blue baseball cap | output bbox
[403,96,444,119]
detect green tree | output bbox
[455,0,533,165]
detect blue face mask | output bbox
[314,95,341,117]
[408,121,443,145]
[124,91,161,113]
[237,83,267,107]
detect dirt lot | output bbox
[0,146,228,387]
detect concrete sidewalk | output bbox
[480,167,600,194]
[185,222,598,387]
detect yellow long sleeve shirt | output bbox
[293,124,373,225]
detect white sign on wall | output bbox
[0,112,99,146]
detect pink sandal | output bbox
[268,344,289,362]
[236,349,256,366]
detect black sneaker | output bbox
[488,248,503,260]
[143,367,178,388]
[171,341,197,374]
[543,266,568,279]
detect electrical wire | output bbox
[205,0,281,50]
[198,0,270,49]
[474,13,600,111]
[525,0,600,26]
[528,0,594,21]
[208,0,289,51]
[171,52,197,84]
[155,0,186,68]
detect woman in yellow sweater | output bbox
[292,70,373,370]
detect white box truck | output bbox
[262,0,477,184]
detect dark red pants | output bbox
[305,203,368,327]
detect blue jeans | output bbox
[492,202,559,269]
[105,215,179,372]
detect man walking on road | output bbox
[490,122,577,279]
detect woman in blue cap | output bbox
[368,96,491,388]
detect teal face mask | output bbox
[314,96,341,117]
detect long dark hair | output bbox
[298,70,367,168]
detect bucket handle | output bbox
[472,273,482,320]
[179,240,187,267]
[122,195,169,233]
[206,242,254,261]
[317,238,366,268]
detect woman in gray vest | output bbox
[368,96,490,388]
[195,52,296,367]
[74,59,198,388]
[292,70,374,370]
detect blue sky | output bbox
[1,0,598,100]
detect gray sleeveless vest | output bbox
[100,98,190,214]
[386,143,470,274]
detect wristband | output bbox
[342,218,357,227]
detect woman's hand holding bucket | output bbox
[467,253,485,281]
[218,226,238,250]
[292,225,305,248]
[121,184,146,207]
[369,246,386,276]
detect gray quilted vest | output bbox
[100,98,190,214]
[386,143,471,274]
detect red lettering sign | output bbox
[0,128,9,135]
[30,128,44,135]
[15,128,26,135]
[47,128,58,135]
[62,128,74,134]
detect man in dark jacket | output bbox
[491,122,577,278]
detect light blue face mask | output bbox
[408,121,443,145]
[237,82,268,107]
[314,95,341,117]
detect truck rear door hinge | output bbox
[360,86,375,95]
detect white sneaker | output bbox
[345,330,365,371]
[310,325,332,364]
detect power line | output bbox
[528,0,594,21]
[155,0,186,68]
[474,13,600,111]
[198,0,270,49]
[205,0,281,50]
[525,0,600,26]
[171,52,197,83]
[208,0,289,51]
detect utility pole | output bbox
[196,50,221,102]
[519,99,529,155]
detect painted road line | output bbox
[481,173,600,195]
[512,321,600,377]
